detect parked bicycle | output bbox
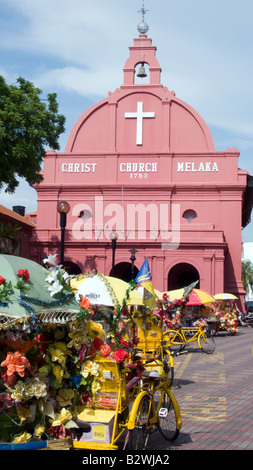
[126,355,182,449]
[163,325,215,354]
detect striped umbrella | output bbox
[164,288,215,305]
[214,293,238,300]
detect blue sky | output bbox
[1,0,253,242]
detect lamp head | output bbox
[110,231,119,241]
[57,201,70,214]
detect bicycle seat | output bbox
[142,370,161,379]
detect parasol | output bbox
[71,273,144,307]
[0,254,79,317]
[164,287,215,305]
[214,293,238,300]
[154,289,163,300]
[186,288,215,305]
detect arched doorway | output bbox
[64,261,82,275]
[109,262,138,283]
[168,263,199,290]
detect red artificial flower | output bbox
[17,269,30,282]
[47,424,67,439]
[112,348,129,363]
[163,293,168,301]
[121,308,129,317]
[100,343,111,357]
[35,333,51,354]
[0,276,6,285]
[119,337,133,348]
[79,296,93,311]
[1,368,18,387]
[89,337,104,359]
[80,391,90,405]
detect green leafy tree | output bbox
[0,76,65,193]
[242,259,253,294]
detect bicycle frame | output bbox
[179,326,201,344]
[127,361,182,434]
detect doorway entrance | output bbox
[168,263,199,290]
[109,262,138,283]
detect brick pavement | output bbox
[149,326,253,450]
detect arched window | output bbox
[183,209,197,223]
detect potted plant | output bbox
[0,222,23,254]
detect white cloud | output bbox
[35,64,122,99]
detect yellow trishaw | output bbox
[72,309,182,451]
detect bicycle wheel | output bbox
[128,394,150,450]
[163,351,174,387]
[163,330,185,352]
[155,387,181,441]
[198,330,215,354]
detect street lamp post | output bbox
[57,200,70,266]
[110,232,118,276]
[129,246,138,280]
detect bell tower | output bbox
[123,2,162,86]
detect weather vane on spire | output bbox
[137,0,149,35]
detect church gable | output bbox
[64,33,214,155]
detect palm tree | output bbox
[242,259,253,295]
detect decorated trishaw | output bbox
[212,293,239,335]
[0,254,182,450]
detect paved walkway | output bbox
[149,326,253,450]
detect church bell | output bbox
[137,63,147,78]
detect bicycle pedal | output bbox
[158,408,168,418]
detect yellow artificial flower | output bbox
[88,320,105,340]
[67,319,89,350]
[56,388,75,407]
[47,342,69,366]
[34,424,46,438]
[81,360,100,378]
[25,377,47,399]
[91,380,101,397]
[67,332,88,351]
[16,405,32,424]
[12,432,32,443]
[50,408,72,426]
[52,363,64,382]
[11,381,25,402]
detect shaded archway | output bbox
[109,262,138,283]
[168,263,199,290]
[64,261,82,275]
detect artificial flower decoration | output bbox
[99,343,111,357]
[79,296,93,311]
[0,276,14,304]
[1,351,31,378]
[17,269,30,282]
[0,256,146,445]
[0,276,6,285]
[43,254,58,266]
[112,348,129,363]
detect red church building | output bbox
[29,21,252,310]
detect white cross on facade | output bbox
[125,102,155,145]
